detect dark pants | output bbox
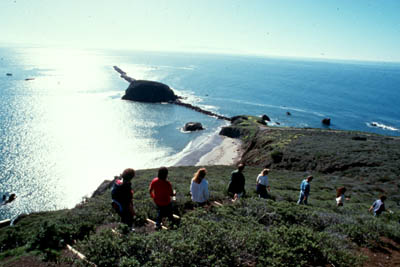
[112,201,134,227]
[256,184,268,199]
[156,203,174,227]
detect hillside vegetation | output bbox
[1,116,400,266]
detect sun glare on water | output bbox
[1,48,173,219]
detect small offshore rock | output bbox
[261,114,271,121]
[322,118,331,125]
[352,136,367,141]
[183,122,204,131]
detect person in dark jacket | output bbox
[228,164,245,200]
[111,168,136,229]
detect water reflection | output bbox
[0,48,189,220]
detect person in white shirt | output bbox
[256,168,270,199]
[190,168,209,206]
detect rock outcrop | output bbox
[183,122,204,132]
[261,114,271,121]
[322,118,331,126]
[122,80,178,103]
[114,66,231,121]
[91,180,113,197]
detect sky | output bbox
[1,0,400,62]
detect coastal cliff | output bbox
[221,115,400,185]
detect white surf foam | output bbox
[367,122,399,131]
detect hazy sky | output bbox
[1,0,399,61]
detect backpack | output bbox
[111,178,124,213]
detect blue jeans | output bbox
[156,203,174,227]
[297,192,308,205]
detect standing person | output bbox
[111,168,136,229]
[190,168,209,206]
[369,195,387,216]
[149,167,176,230]
[336,187,347,206]
[256,168,271,199]
[297,175,313,205]
[227,163,246,200]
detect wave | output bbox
[167,124,229,166]
[367,122,399,131]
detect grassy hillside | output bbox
[1,116,400,266]
[222,116,400,203]
[1,165,399,266]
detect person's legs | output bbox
[121,211,133,227]
[260,189,268,199]
[297,192,304,204]
[155,205,163,229]
[166,203,174,222]
[120,205,134,228]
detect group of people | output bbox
[297,175,388,217]
[111,164,390,230]
[110,166,214,230]
[111,166,180,230]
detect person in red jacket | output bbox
[149,166,176,230]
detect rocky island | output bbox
[114,66,231,121]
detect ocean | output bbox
[1,46,399,221]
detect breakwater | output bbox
[113,66,231,121]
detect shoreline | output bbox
[196,136,242,166]
[173,133,242,167]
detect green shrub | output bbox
[271,150,283,163]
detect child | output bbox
[336,187,347,206]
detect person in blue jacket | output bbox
[297,175,313,205]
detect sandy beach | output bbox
[173,134,242,166]
[195,136,242,166]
